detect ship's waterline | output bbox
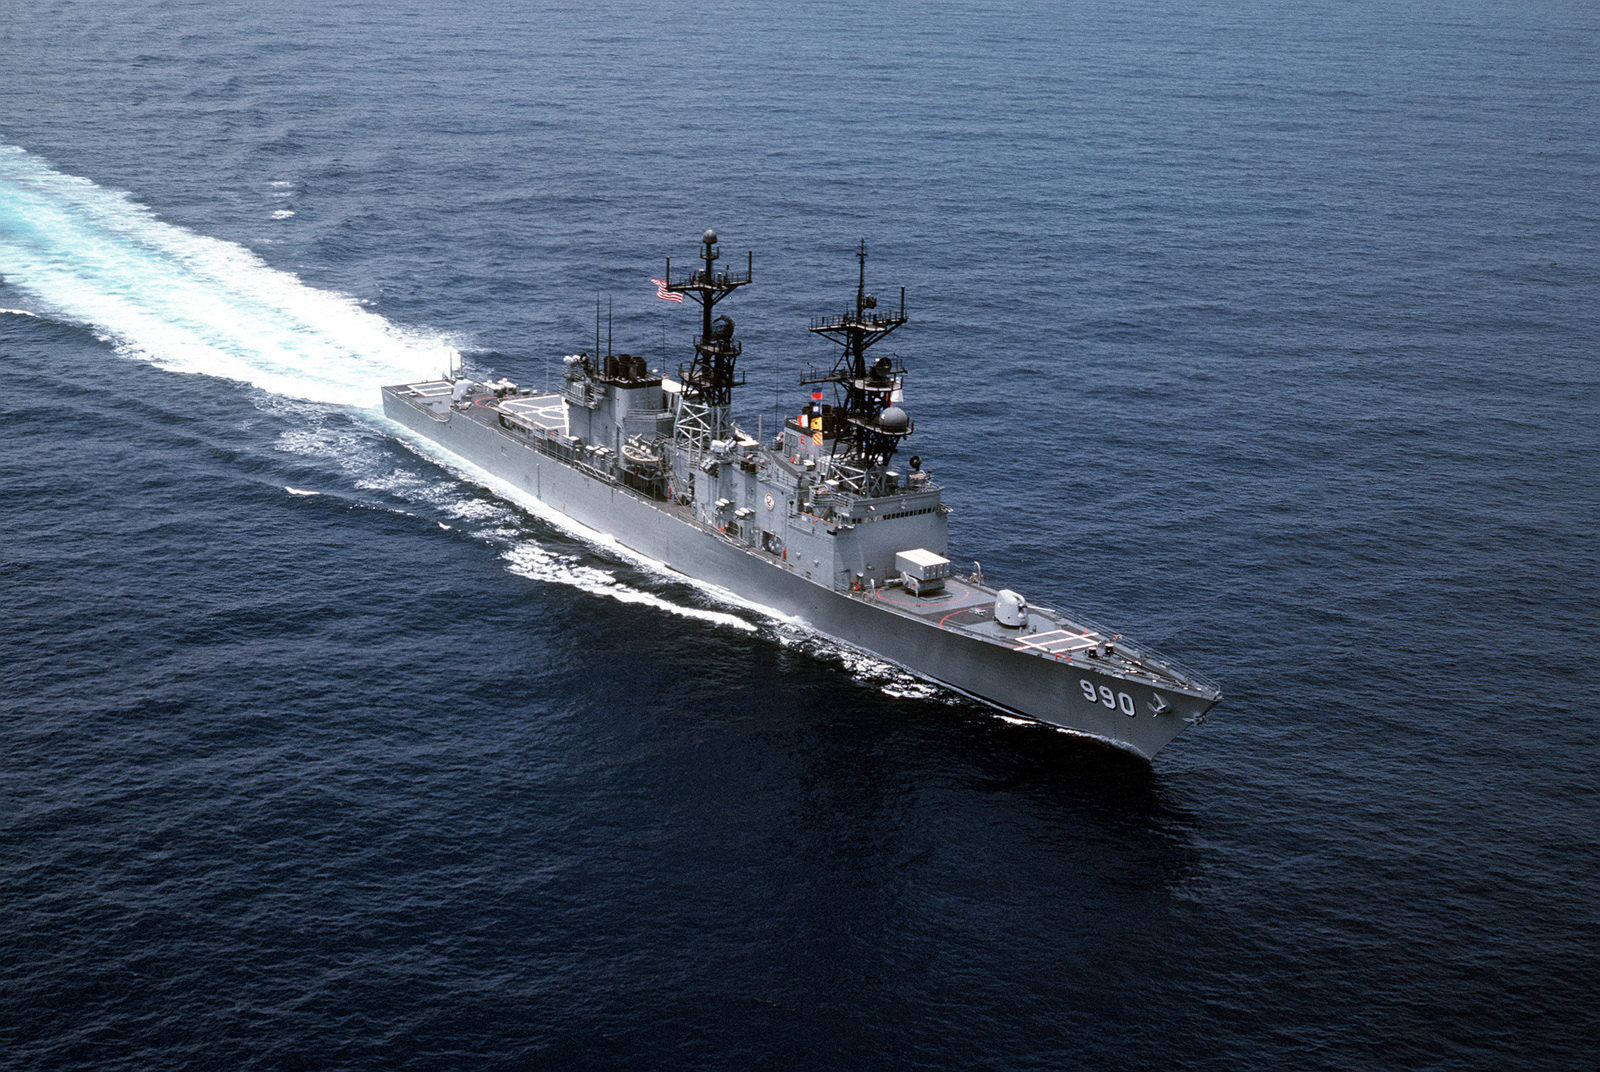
[383,232,1221,758]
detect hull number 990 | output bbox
[1081,679,1137,717]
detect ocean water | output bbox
[2,1,1597,1069]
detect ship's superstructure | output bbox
[382,232,1221,758]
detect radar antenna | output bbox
[802,240,911,477]
[663,230,752,446]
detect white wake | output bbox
[0,146,964,674]
[0,144,451,405]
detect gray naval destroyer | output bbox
[383,231,1221,758]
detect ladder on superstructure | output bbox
[664,229,751,453]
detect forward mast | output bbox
[802,240,912,496]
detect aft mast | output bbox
[803,240,911,495]
[664,229,752,451]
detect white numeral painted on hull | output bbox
[1080,679,1138,717]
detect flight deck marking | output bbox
[873,580,971,608]
[1012,628,1098,651]
[939,606,988,629]
[1008,628,1101,660]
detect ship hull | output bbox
[383,387,1215,759]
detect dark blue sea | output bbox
[3,2,1597,1068]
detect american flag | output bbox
[651,278,683,303]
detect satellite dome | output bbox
[703,229,718,245]
[878,406,910,432]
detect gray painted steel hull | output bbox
[383,385,1220,759]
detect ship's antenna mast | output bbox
[802,239,910,483]
[663,229,752,447]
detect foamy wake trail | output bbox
[0,147,765,639]
[273,416,757,633]
[500,544,756,631]
[0,144,452,405]
[769,621,952,701]
[372,424,758,632]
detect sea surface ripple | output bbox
[2,1,1597,1069]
